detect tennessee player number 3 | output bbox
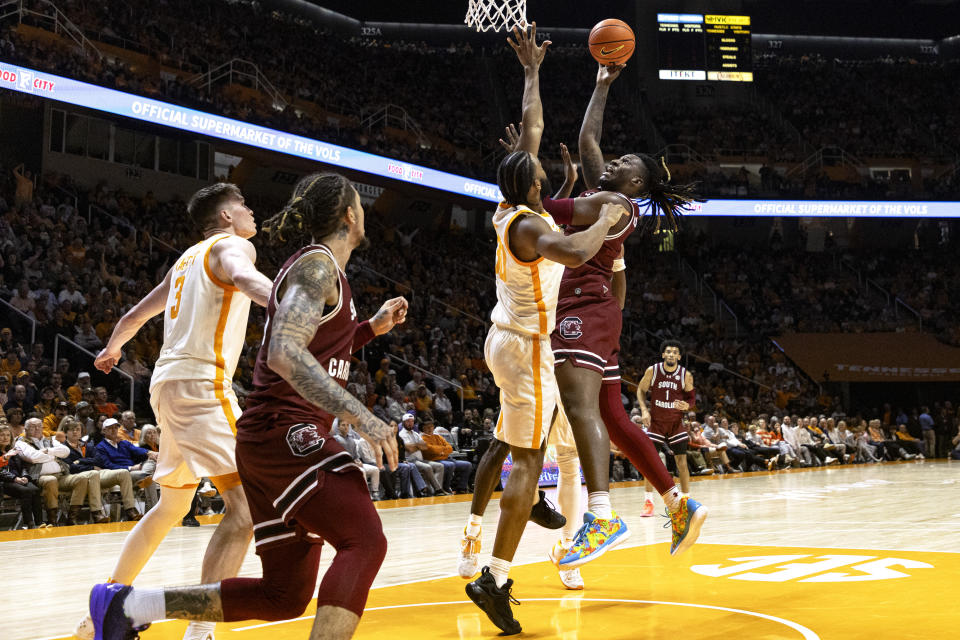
[170,275,186,319]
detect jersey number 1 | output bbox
[495,241,507,281]
[170,276,186,319]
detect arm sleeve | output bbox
[352,320,376,353]
[50,442,70,459]
[14,442,46,464]
[93,445,117,470]
[684,388,696,409]
[541,198,575,226]
[129,443,150,461]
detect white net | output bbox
[464,0,527,32]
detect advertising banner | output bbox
[3,61,959,216]
[500,445,585,489]
[773,333,960,382]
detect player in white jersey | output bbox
[465,24,625,636]
[75,183,273,640]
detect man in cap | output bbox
[68,371,91,405]
[398,412,448,496]
[43,400,71,438]
[94,418,157,492]
[74,400,97,442]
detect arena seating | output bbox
[2,2,959,197]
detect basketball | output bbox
[588,18,635,66]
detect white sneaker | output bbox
[825,457,837,465]
[183,621,216,640]
[74,614,94,640]
[917,454,925,460]
[458,526,481,579]
[548,540,585,590]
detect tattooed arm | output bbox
[267,252,399,470]
[579,63,623,189]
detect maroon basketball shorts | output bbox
[647,418,689,455]
[235,422,362,554]
[552,290,622,385]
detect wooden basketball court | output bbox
[9,461,958,639]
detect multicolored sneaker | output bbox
[89,583,150,640]
[458,526,481,579]
[641,498,655,517]
[663,496,708,556]
[557,511,630,569]
[547,541,585,590]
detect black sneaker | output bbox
[465,566,522,635]
[181,515,200,527]
[529,490,566,529]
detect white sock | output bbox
[466,514,482,538]
[644,490,655,503]
[489,556,511,588]
[122,588,166,628]
[661,486,682,513]
[587,491,612,519]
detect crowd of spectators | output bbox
[1,74,958,527]
[4,1,960,199]
[754,53,960,160]
[679,236,960,346]
[614,406,958,482]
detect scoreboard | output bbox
[657,13,753,82]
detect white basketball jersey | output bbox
[151,233,252,389]
[490,203,565,336]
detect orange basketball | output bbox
[588,18,635,66]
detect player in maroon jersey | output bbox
[89,173,406,640]
[459,64,706,578]
[636,339,697,511]
[545,63,706,565]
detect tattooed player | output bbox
[89,173,405,640]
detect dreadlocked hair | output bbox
[636,154,704,233]
[262,173,354,246]
[497,151,538,206]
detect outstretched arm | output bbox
[579,64,624,189]
[210,237,273,307]
[267,252,398,470]
[94,270,172,373]
[507,23,550,156]
[513,203,625,268]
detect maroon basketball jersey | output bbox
[238,243,358,441]
[649,362,687,424]
[558,189,641,298]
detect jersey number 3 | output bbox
[170,275,186,319]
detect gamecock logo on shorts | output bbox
[559,316,583,340]
[286,423,325,457]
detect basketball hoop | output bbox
[464,0,527,32]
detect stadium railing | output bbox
[53,333,134,410]
[0,297,36,344]
[894,297,923,331]
[386,353,465,415]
